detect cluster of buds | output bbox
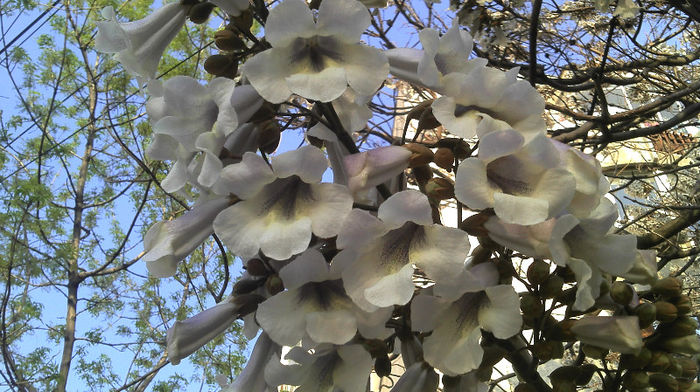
[205,9,255,78]
[620,278,700,392]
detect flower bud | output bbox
[653,277,683,298]
[232,9,253,31]
[188,2,215,24]
[621,347,652,369]
[257,120,281,154]
[411,165,433,185]
[540,275,564,298]
[232,293,264,315]
[204,54,237,77]
[555,265,577,283]
[514,384,537,392]
[582,344,609,360]
[655,301,678,323]
[656,316,698,338]
[545,319,576,342]
[404,143,434,167]
[437,138,471,160]
[425,177,454,200]
[214,29,247,51]
[575,364,597,385]
[676,357,697,379]
[527,259,550,285]
[550,366,579,392]
[520,294,544,317]
[418,107,441,131]
[659,335,700,355]
[668,357,684,378]
[433,147,454,171]
[533,340,562,362]
[647,351,671,372]
[470,245,492,265]
[244,258,268,276]
[459,212,491,237]
[610,281,634,305]
[649,373,679,392]
[671,295,692,315]
[374,354,392,378]
[623,370,650,390]
[265,274,284,295]
[232,277,264,295]
[634,302,657,329]
[478,346,507,378]
[248,101,277,123]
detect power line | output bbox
[0,0,61,57]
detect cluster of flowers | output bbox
[95,0,696,390]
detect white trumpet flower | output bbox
[95,3,187,85]
[143,197,230,278]
[243,0,388,103]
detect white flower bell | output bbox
[243,0,388,103]
[143,197,230,277]
[95,4,187,85]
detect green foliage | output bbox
[0,0,245,390]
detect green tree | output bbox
[0,0,246,390]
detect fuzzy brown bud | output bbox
[623,370,650,390]
[248,102,277,123]
[649,373,679,392]
[204,54,237,77]
[411,165,433,185]
[232,9,253,31]
[676,357,698,379]
[232,293,266,316]
[533,340,563,362]
[647,351,671,372]
[188,2,215,24]
[550,366,579,392]
[527,259,550,285]
[436,138,471,159]
[417,107,441,131]
[374,354,392,378]
[540,275,564,298]
[520,294,544,317]
[244,258,268,276]
[634,302,657,329]
[652,277,683,298]
[655,301,679,323]
[575,364,597,385]
[265,275,284,295]
[656,316,698,338]
[671,295,692,315]
[470,246,492,266]
[459,212,491,237]
[214,29,247,51]
[433,147,454,171]
[610,281,634,305]
[582,344,609,360]
[622,348,651,369]
[425,177,454,200]
[514,384,537,392]
[232,278,264,295]
[404,143,434,167]
[257,121,281,154]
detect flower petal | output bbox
[377,190,433,228]
[265,0,315,47]
[316,0,369,42]
[272,145,328,183]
